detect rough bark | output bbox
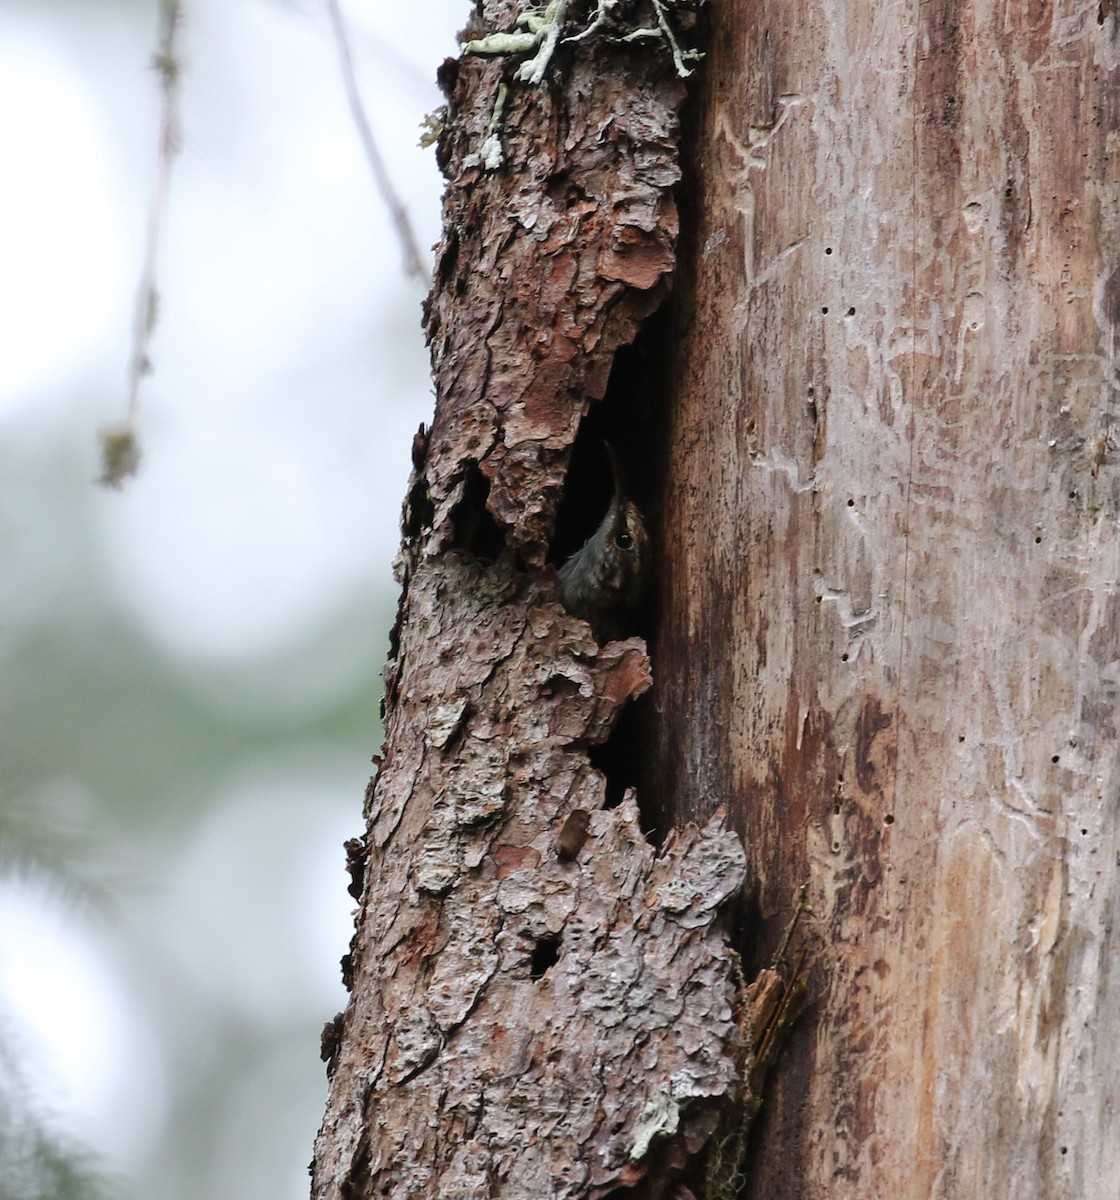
[650,1,1120,1197]
[311,5,757,1198]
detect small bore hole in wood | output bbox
[530,933,562,979]
[825,247,833,255]
[884,813,895,825]
[847,306,856,316]
[847,498,855,507]
[1035,536,1042,544]
[821,306,829,314]
[841,652,850,662]
[1051,754,1060,763]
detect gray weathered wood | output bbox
[649,1,1120,1196]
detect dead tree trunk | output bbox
[647,1,1120,1198]
[311,4,759,1199]
[313,1,1120,1197]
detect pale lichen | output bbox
[460,0,701,171]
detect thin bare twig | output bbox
[326,0,429,284]
[101,0,184,489]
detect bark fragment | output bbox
[312,5,754,1198]
[314,559,747,1198]
[420,4,688,561]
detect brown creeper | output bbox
[557,444,649,642]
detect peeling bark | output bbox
[315,563,747,1199]
[311,4,756,1198]
[419,6,686,559]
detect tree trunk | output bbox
[312,0,1120,1197]
[648,1,1120,1198]
[312,4,755,1199]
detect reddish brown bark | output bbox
[311,5,757,1198]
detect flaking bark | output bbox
[419,9,686,559]
[311,5,751,1198]
[313,566,747,1199]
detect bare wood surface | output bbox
[651,1,1120,1196]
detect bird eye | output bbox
[616,531,633,550]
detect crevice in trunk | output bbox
[452,459,507,562]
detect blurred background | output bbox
[0,0,464,1196]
